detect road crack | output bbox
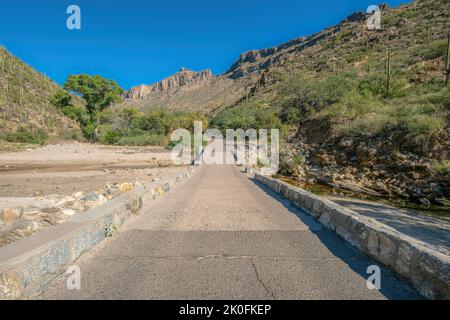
[250,259,276,300]
[96,254,363,262]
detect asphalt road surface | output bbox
[35,164,421,300]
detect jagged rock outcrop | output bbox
[117,0,440,119]
[126,68,213,99]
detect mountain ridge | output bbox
[125,68,213,99]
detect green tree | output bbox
[64,74,124,120]
[50,89,90,138]
[50,89,72,109]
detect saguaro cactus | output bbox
[385,48,391,96]
[445,33,450,86]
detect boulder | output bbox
[119,183,134,193]
[62,209,76,217]
[0,207,24,224]
[39,212,58,225]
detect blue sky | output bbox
[0,0,410,89]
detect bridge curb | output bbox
[254,173,450,300]
[0,166,197,300]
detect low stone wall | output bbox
[0,167,196,300]
[254,173,450,300]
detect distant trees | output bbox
[96,107,209,147]
[64,74,124,121]
[52,74,125,140]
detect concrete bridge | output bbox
[34,164,422,299]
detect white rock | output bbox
[62,209,76,216]
[73,192,84,199]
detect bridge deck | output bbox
[35,165,420,300]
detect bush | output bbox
[103,129,123,145]
[321,89,446,140]
[3,126,48,144]
[82,122,96,141]
[116,134,167,146]
[278,149,305,176]
[417,39,448,60]
[432,160,450,174]
[211,104,285,133]
[277,74,352,123]
[358,73,408,98]
[96,107,206,146]
[321,89,383,119]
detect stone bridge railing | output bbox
[254,172,450,300]
[0,166,197,300]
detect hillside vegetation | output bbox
[0,47,83,144]
[211,0,450,210]
[96,107,208,147]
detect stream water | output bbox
[277,176,450,219]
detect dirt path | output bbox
[0,142,176,197]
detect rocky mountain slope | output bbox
[122,1,449,118]
[125,68,213,99]
[118,66,255,114]
[216,0,450,211]
[0,47,81,143]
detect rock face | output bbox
[118,10,363,114]
[126,68,213,99]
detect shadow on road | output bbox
[251,177,422,300]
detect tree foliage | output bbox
[64,74,124,120]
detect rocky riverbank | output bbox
[280,136,450,214]
[0,181,147,247]
[0,142,185,248]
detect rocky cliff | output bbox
[126,68,213,99]
[119,4,388,114]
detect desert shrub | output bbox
[137,108,174,135]
[358,72,408,98]
[278,149,305,176]
[321,89,446,140]
[3,126,48,144]
[116,134,167,146]
[51,89,72,109]
[96,107,206,146]
[51,89,90,139]
[169,112,208,132]
[424,89,450,109]
[417,39,447,60]
[432,160,450,173]
[346,49,366,64]
[211,104,284,133]
[277,74,352,123]
[102,129,123,145]
[321,89,383,119]
[401,113,445,137]
[82,122,96,141]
